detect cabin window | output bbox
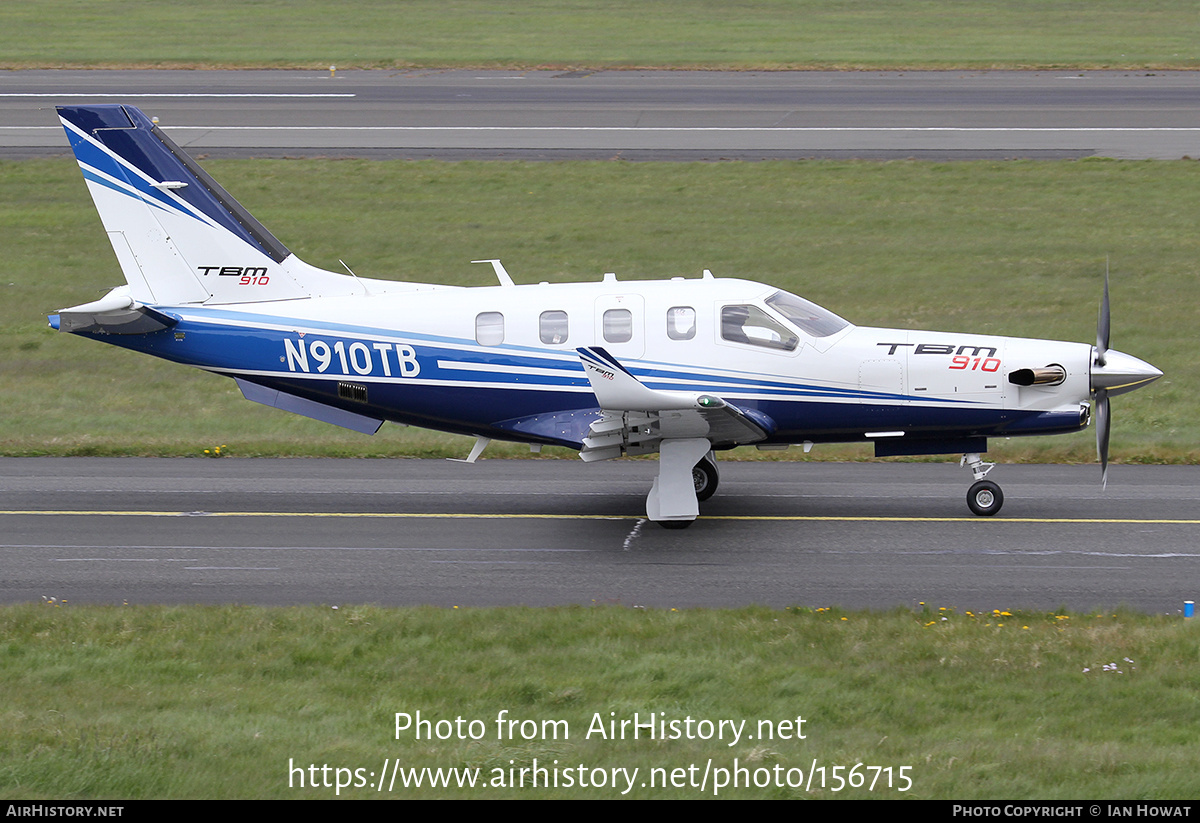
[666,306,696,340]
[720,305,798,351]
[475,311,504,346]
[603,309,633,343]
[539,310,569,344]
[764,290,849,338]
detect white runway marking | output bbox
[11,125,1194,133]
[158,126,1200,133]
[1,93,356,98]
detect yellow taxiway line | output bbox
[2,510,1199,525]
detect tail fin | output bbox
[58,104,351,306]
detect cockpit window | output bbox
[765,290,849,338]
[721,305,798,351]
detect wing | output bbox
[576,346,770,461]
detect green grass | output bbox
[2,157,1193,462]
[3,0,1200,70]
[2,603,1197,799]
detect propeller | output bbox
[1094,264,1111,488]
[1089,263,1162,488]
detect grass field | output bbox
[3,0,1200,70]
[3,603,1198,799]
[2,157,1193,462]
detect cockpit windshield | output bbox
[765,290,850,338]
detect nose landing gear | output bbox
[962,453,1003,516]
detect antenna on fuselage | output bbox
[472,259,515,286]
[339,259,371,296]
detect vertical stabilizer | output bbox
[58,104,350,305]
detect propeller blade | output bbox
[1088,262,1161,488]
[1096,262,1110,367]
[1095,387,1110,489]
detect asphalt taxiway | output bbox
[2,458,1197,613]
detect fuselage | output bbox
[70,274,1102,455]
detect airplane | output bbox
[50,104,1163,527]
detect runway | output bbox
[2,458,1197,613]
[5,69,1200,159]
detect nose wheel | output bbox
[961,452,1003,516]
[967,480,1003,516]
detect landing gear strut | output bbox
[647,438,713,528]
[962,452,1003,516]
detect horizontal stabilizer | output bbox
[51,285,178,335]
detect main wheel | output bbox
[693,455,719,502]
[966,480,1004,517]
[658,520,692,530]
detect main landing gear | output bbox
[648,441,719,529]
[693,451,719,502]
[962,452,1003,516]
[658,453,719,529]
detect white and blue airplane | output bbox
[51,104,1162,527]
